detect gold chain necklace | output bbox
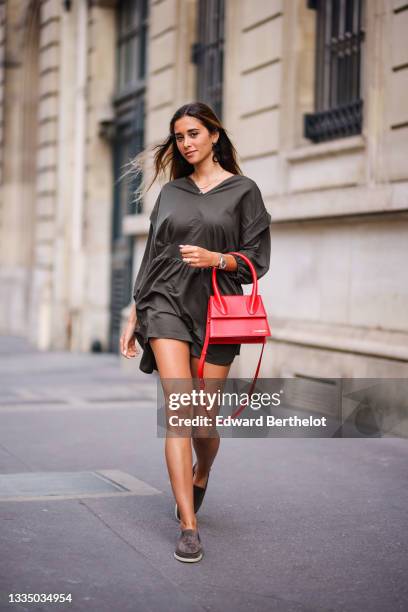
[191,170,226,192]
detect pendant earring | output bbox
[212,142,219,163]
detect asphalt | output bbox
[0,335,407,612]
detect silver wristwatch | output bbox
[217,254,227,270]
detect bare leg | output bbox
[190,356,232,488]
[149,339,232,529]
[149,338,197,531]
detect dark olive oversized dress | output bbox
[132,174,271,374]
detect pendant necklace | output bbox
[192,171,226,194]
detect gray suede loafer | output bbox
[174,529,203,563]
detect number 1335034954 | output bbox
[9,593,73,604]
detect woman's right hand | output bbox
[120,319,141,358]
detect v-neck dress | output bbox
[132,174,271,374]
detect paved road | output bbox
[0,336,407,612]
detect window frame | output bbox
[304,0,366,144]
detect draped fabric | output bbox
[132,174,271,374]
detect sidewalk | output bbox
[0,335,407,612]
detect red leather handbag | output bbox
[197,252,271,418]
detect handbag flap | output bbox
[209,294,267,318]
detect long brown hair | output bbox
[120,102,242,209]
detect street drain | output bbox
[0,470,161,501]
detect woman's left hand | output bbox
[179,244,219,268]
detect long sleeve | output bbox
[132,192,161,302]
[228,181,271,285]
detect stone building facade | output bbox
[0,0,407,380]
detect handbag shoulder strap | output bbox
[198,337,266,418]
[230,340,265,419]
[197,307,211,388]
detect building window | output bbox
[304,0,365,143]
[113,0,148,221]
[117,0,147,94]
[109,0,148,354]
[191,0,225,120]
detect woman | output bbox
[120,102,271,563]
